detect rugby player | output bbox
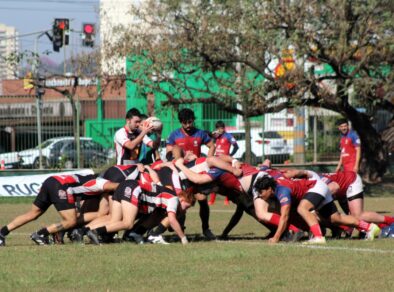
[165,108,216,239]
[84,179,195,245]
[0,174,118,246]
[253,175,381,244]
[286,169,394,231]
[175,157,304,240]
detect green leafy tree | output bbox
[103,0,393,182]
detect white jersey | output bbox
[114,126,152,165]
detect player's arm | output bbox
[165,133,176,157]
[150,132,161,149]
[206,156,242,176]
[123,123,154,150]
[270,204,290,244]
[175,158,213,184]
[283,169,312,179]
[253,198,271,222]
[206,140,216,157]
[354,145,361,173]
[168,211,187,243]
[336,153,343,172]
[229,143,239,156]
[215,154,242,169]
[144,165,160,184]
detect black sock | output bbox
[199,200,210,231]
[150,224,167,236]
[0,226,10,237]
[81,226,90,235]
[76,216,85,227]
[37,228,50,237]
[96,226,107,236]
[133,225,147,235]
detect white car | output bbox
[224,129,290,164]
[0,150,21,169]
[10,137,108,169]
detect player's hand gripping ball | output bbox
[146,117,163,132]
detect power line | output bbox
[0,29,99,42]
[0,0,98,4]
[0,30,50,41]
[0,6,97,12]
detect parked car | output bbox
[199,129,290,164]
[14,137,109,169]
[52,138,109,169]
[0,150,22,169]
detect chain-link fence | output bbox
[1,95,391,169]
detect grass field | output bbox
[0,196,393,291]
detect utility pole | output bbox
[33,32,47,169]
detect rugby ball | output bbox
[146,116,163,131]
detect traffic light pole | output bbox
[33,32,46,169]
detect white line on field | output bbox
[189,209,235,213]
[7,233,394,254]
[222,240,394,254]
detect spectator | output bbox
[335,118,361,173]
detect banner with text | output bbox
[0,169,94,197]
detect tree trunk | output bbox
[343,106,388,184]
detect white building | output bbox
[100,0,137,75]
[0,23,19,80]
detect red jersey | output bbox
[276,178,317,201]
[340,130,360,171]
[216,163,259,192]
[322,171,357,199]
[166,128,211,157]
[215,132,237,156]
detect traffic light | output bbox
[82,23,95,47]
[52,18,69,52]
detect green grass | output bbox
[0,197,394,291]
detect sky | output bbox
[0,0,100,64]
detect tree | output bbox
[102,0,393,182]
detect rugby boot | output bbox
[302,236,326,245]
[146,234,169,245]
[86,229,101,245]
[69,228,84,243]
[123,231,144,244]
[203,228,216,240]
[30,232,51,245]
[366,223,381,241]
[0,234,5,246]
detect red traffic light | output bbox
[58,21,65,30]
[83,24,94,34]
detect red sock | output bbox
[310,224,323,237]
[383,216,394,225]
[288,225,300,232]
[224,197,229,205]
[268,213,280,225]
[378,223,389,229]
[357,220,371,232]
[339,225,353,233]
[209,193,216,204]
[269,214,300,232]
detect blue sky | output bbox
[0,0,99,64]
